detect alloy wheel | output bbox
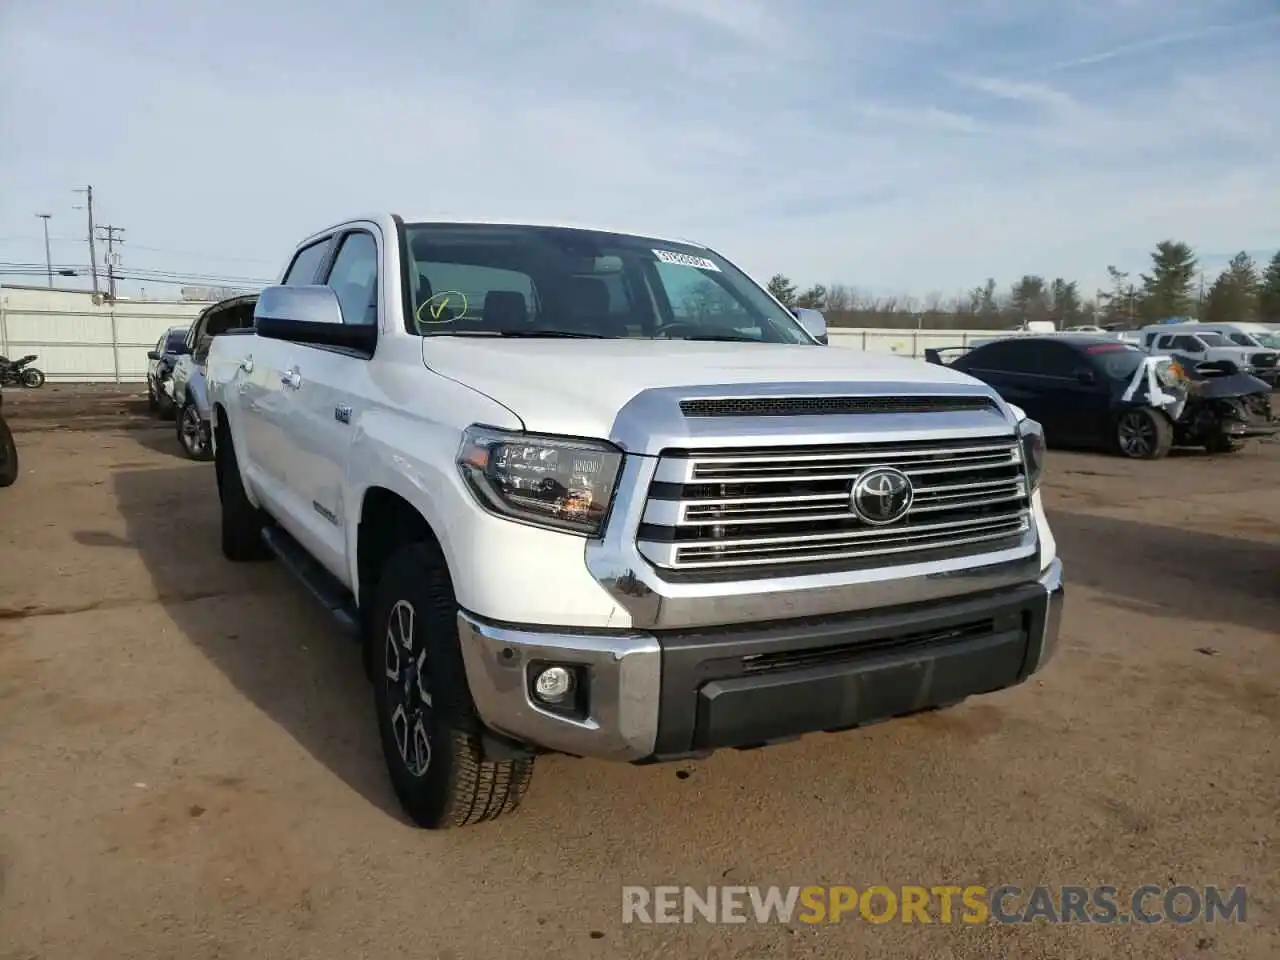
[1117,411,1155,457]
[181,406,205,455]
[384,599,432,778]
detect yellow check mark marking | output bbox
[430,298,449,321]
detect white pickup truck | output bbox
[207,214,1065,830]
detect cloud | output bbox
[0,0,1276,300]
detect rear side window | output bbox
[1027,342,1080,376]
[1156,335,1175,349]
[961,340,1029,372]
[282,239,332,285]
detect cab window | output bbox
[324,232,379,326]
[282,239,332,286]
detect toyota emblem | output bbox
[850,467,914,525]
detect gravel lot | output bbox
[1,385,1277,960]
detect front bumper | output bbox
[458,558,1065,762]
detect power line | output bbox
[0,261,273,287]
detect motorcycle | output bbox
[0,388,17,487]
[0,354,46,389]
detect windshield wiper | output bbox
[495,328,608,339]
[672,334,761,342]
[431,329,608,339]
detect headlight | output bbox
[1017,418,1046,492]
[456,426,623,536]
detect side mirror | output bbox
[254,285,376,354]
[793,307,828,345]
[1074,368,1097,385]
[146,350,160,361]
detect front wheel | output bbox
[20,367,45,389]
[214,421,271,562]
[1205,433,1245,454]
[1115,407,1172,460]
[177,400,213,461]
[0,415,17,487]
[371,542,535,829]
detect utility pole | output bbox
[96,224,125,301]
[72,186,100,297]
[35,214,53,287]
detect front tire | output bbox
[1205,433,1245,454]
[19,367,44,389]
[371,542,534,829]
[177,399,213,461]
[1115,407,1172,460]
[214,424,270,562]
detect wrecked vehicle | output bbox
[1156,354,1279,454]
[925,335,1277,459]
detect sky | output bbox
[1,0,1277,302]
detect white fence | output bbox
[1,284,1018,383]
[0,287,207,383]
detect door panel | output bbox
[273,345,361,581]
[237,336,299,520]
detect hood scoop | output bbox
[678,395,998,418]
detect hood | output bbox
[422,338,995,439]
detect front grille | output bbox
[678,396,997,417]
[637,435,1032,576]
[1250,352,1277,368]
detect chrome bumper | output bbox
[458,558,1066,762]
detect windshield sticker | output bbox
[415,290,470,327]
[652,249,721,272]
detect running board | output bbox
[261,526,361,639]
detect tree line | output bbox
[764,243,1280,331]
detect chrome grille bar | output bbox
[638,433,1033,574]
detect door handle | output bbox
[281,368,302,389]
[240,356,254,373]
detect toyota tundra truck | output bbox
[206,215,1065,830]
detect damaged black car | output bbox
[925,334,1278,459]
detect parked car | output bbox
[1191,322,1280,353]
[0,386,17,487]
[207,214,1064,830]
[925,335,1277,458]
[1138,325,1279,385]
[170,295,257,460]
[145,325,192,418]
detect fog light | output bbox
[533,666,575,704]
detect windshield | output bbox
[1197,332,1230,347]
[1227,332,1261,347]
[163,328,189,351]
[1246,331,1280,348]
[401,222,812,343]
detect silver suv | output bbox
[170,294,257,460]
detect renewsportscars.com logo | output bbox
[622,885,1249,926]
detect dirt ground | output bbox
[1,384,1277,960]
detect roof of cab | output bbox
[294,213,706,252]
